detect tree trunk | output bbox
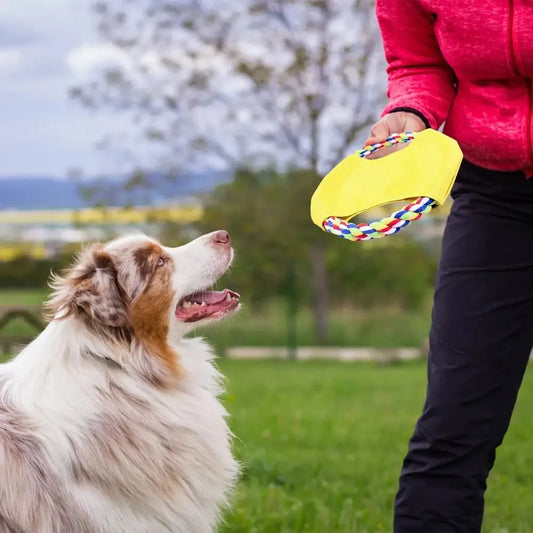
[309,244,329,344]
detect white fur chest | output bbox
[3,334,238,533]
[72,340,236,533]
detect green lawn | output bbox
[1,318,532,531]
[0,289,50,305]
[3,290,530,531]
[0,289,432,350]
[0,289,48,342]
[219,359,533,533]
[204,301,432,352]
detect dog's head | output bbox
[45,231,239,382]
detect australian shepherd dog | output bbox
[0,230,240,532]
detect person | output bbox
[366,1,533,532]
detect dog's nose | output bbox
[212,230,231,245]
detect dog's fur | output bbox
[0,232,240,533]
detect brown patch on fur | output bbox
[133,243,161,280]
[0,514,19,533]
[45,239,179,383]
[130,257,179,379]
[44,244,130,329]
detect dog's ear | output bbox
[45,244,130,328]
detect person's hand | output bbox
[365,111,427,151]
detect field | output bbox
[0,203,202,260]
[0,204,202,226]
[219,360,533,533]
[0,289,432,350]
[1,291,532,532]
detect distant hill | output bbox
[0,171,231,210]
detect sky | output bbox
[0,0,124,177]
[0,1,386,179]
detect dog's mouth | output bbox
[175,289,240,323]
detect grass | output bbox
[204,301,432,352]
[1,290,532,531]
[0,289,49,341]
[0,289,432,350]
[218,359,533,532]
[0,289,49,306]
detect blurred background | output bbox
[0,0,445,355]
[1,1,531,532]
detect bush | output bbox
[0,255,71,289]
[200,167,438,311]
[327,238,437,309]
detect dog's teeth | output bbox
[183,301,192,308]
[200,302,206,306]
[225,294,231,301]
[192,302,199,307]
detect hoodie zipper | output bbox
[508,0,533,166]
[527,80,533,171]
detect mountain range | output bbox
[0,171,231,211]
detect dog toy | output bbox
[310,129,463,242]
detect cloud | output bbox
[0,48,22,75]
[66,44,128,77]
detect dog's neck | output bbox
[2,317,186,405]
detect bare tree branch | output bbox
[73,0,386,173]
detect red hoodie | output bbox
[376,0,533,177]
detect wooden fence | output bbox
[0,305,44,354]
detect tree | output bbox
[201,167,323,303]
[201,167,437,315]
[73,0,385,342]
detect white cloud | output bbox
[0,48,22,75]
[66,44,128,77]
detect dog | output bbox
[0,230,240,533]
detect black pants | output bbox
[394,160,533,532]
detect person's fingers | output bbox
[366,112,427,146]
[365,143,405,159]
[365,120,391,145]
[363,112,422,159]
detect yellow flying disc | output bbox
[310,130,463,241]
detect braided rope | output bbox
[356,132,416,158]
[322,132,437,242]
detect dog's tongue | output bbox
[175,289,240,322]
[191,291,229,305]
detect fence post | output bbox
[286,264,298,360]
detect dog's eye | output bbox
[157,257,166,267]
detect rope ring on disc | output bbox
[322,132,436,242]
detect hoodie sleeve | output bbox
[376,0,456,130]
